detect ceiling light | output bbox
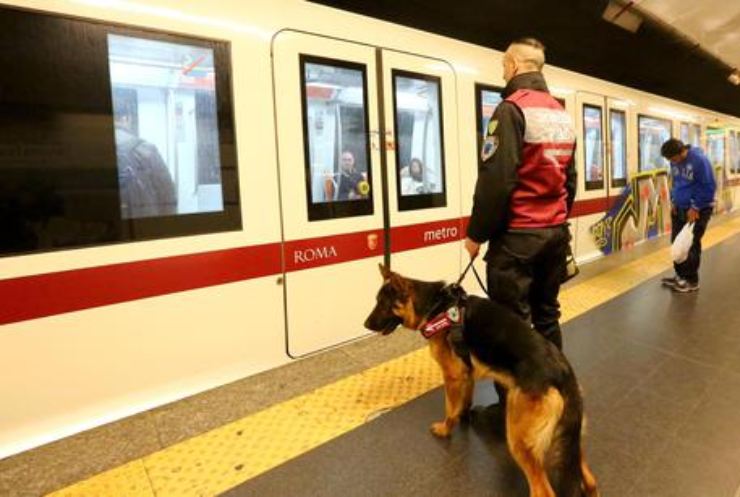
[602,0,643,33]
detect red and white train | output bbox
[1,0,738,459]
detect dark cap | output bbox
[661,138,687,159]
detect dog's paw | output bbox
[430,421,451,437]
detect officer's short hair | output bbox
[512,37,546,51]
[508,37,546,70]
[661,138,687,159]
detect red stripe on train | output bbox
[0,203,613,325]
[569,196,620,217]
[390,217,465,252]
[0,244,281,326]
[285,229,384,272]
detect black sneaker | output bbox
[661,276,679,288]
[672,280,699,293]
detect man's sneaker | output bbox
[672,279,699,293]
[661,276,679,288]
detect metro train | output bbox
[1,0,739,459]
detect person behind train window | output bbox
[336,150,366,201]
[113,99,177,219]
[463,37,577,353]
[400,157,429,195]
[660,138,716,293]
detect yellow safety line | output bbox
[48,216,740,497]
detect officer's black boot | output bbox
[538,325,563,350]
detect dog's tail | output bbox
[546,386,599,497]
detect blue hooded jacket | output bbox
[670,146,716,210]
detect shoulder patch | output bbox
[487,119,498,137]
[481,135,498,162]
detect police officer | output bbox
[464,38,577,351]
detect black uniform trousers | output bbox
[484,225,569,406]
[671,207,712,285]
[484,225,570,350]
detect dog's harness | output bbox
[418,259,483,366]
[420,258,483,339]
[421,304,462,339]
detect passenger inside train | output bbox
[108,33,225,218]
[400,157,432,195]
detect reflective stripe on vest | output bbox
[506,89,576,228]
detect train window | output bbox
[583,105,604,190]
[609,110,627,187]
[638,115,671,172]
[706,128,725,167]
[680,122,690,144]
[731,131,740,174]
[108,35,224,219]
[475,84,504,169]
[0,6,240,257]
[300,56,373,221]
[392,70,446,211]
[689,124,701,147]
[680,122,701,147]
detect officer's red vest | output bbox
[505,89,575,228]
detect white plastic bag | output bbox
[671,222,694,264]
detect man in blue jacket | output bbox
[660,138,716,293]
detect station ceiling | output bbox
[638,0,740,76]
[310,0,740,119]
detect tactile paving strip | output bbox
[48,217,740,497]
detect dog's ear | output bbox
[378,264,409,296]
[387,273,409,295]
[378,263,393,280]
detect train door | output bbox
[273,33,461,357]
[380,50,461,281]
[574,92,608,260]
[273,33,384,357]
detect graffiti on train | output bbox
[590,166,734,255]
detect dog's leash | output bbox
[456,257,489,297]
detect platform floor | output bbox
[223,231,740,497]
[4,214,740,497]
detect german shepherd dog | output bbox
[364,265,598,497]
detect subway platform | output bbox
[4,214,740,497]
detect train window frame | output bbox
[637,114,672,172]
[609,109,628,188]
[0,6,241,258]
[474,83,504,169]
[298,54,374,222]
[582,103,605,191]
[391,69,447,212]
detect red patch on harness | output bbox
[421,307,459,339]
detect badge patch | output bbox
[446,306,460,323]
[487,119,498,136]
[481,136,498,162]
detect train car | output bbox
[0,0,738,459]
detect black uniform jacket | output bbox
[466,72,577,244]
